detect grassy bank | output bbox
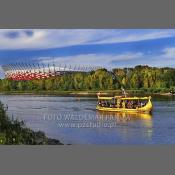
[0,88,173,96]
[0,101,63,145]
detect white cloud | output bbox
[162,47,175,58]
[37,46,175,68]
[38,52,144,68]
[0,29,175,50]
[0,29,48,49]
[0,29,106,49]
[138,47,175,67]
[93,31,175,44]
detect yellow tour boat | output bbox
[96,95,153,113]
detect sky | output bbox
[1,29,175,78]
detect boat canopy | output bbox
[98,97,114,100]
[118,97,151,100]
[98,96,151,100]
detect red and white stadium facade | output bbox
[1,63,102,81]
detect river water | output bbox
[0,95,175,144]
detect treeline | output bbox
[0,65,175,93]
[0,101,63,144]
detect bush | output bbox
[0,101,63,145]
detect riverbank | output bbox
[0,89,174,96]
[0,101,64,145]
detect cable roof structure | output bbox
[1,62,103,81]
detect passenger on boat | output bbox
[100,100,108,107]
[126,100,133,109]
[101,101,105,107]
[122,101,125,108]
[106,101,110,107]
[110,103,113,108]
[110,101,115,108]
[98,100,102,106]
[141,101,146,107]
[116,99,121,108]
[135,102,138,108]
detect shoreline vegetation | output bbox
[0,65,175,96]
[0,89,174,96]
[0,101,63,145]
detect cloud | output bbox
[91,30,175,44]
[162,47,175,58]
[38,52,144,68]
[0,29,47,49]
[37,46,175,68]
[0,29,102,49]
[0,29,175,50]
[137,47,175,67]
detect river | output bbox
[0,95,175,144]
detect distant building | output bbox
[1,63,102,81]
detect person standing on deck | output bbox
[97,91,101,97]
[121,88,127,97]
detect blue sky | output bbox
[1,29,175,77]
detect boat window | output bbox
[98,98,149,109]
[124,99,148,109]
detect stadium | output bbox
[1,63,102,81]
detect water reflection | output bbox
[96,111,152,123]
[96,111,153,142]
